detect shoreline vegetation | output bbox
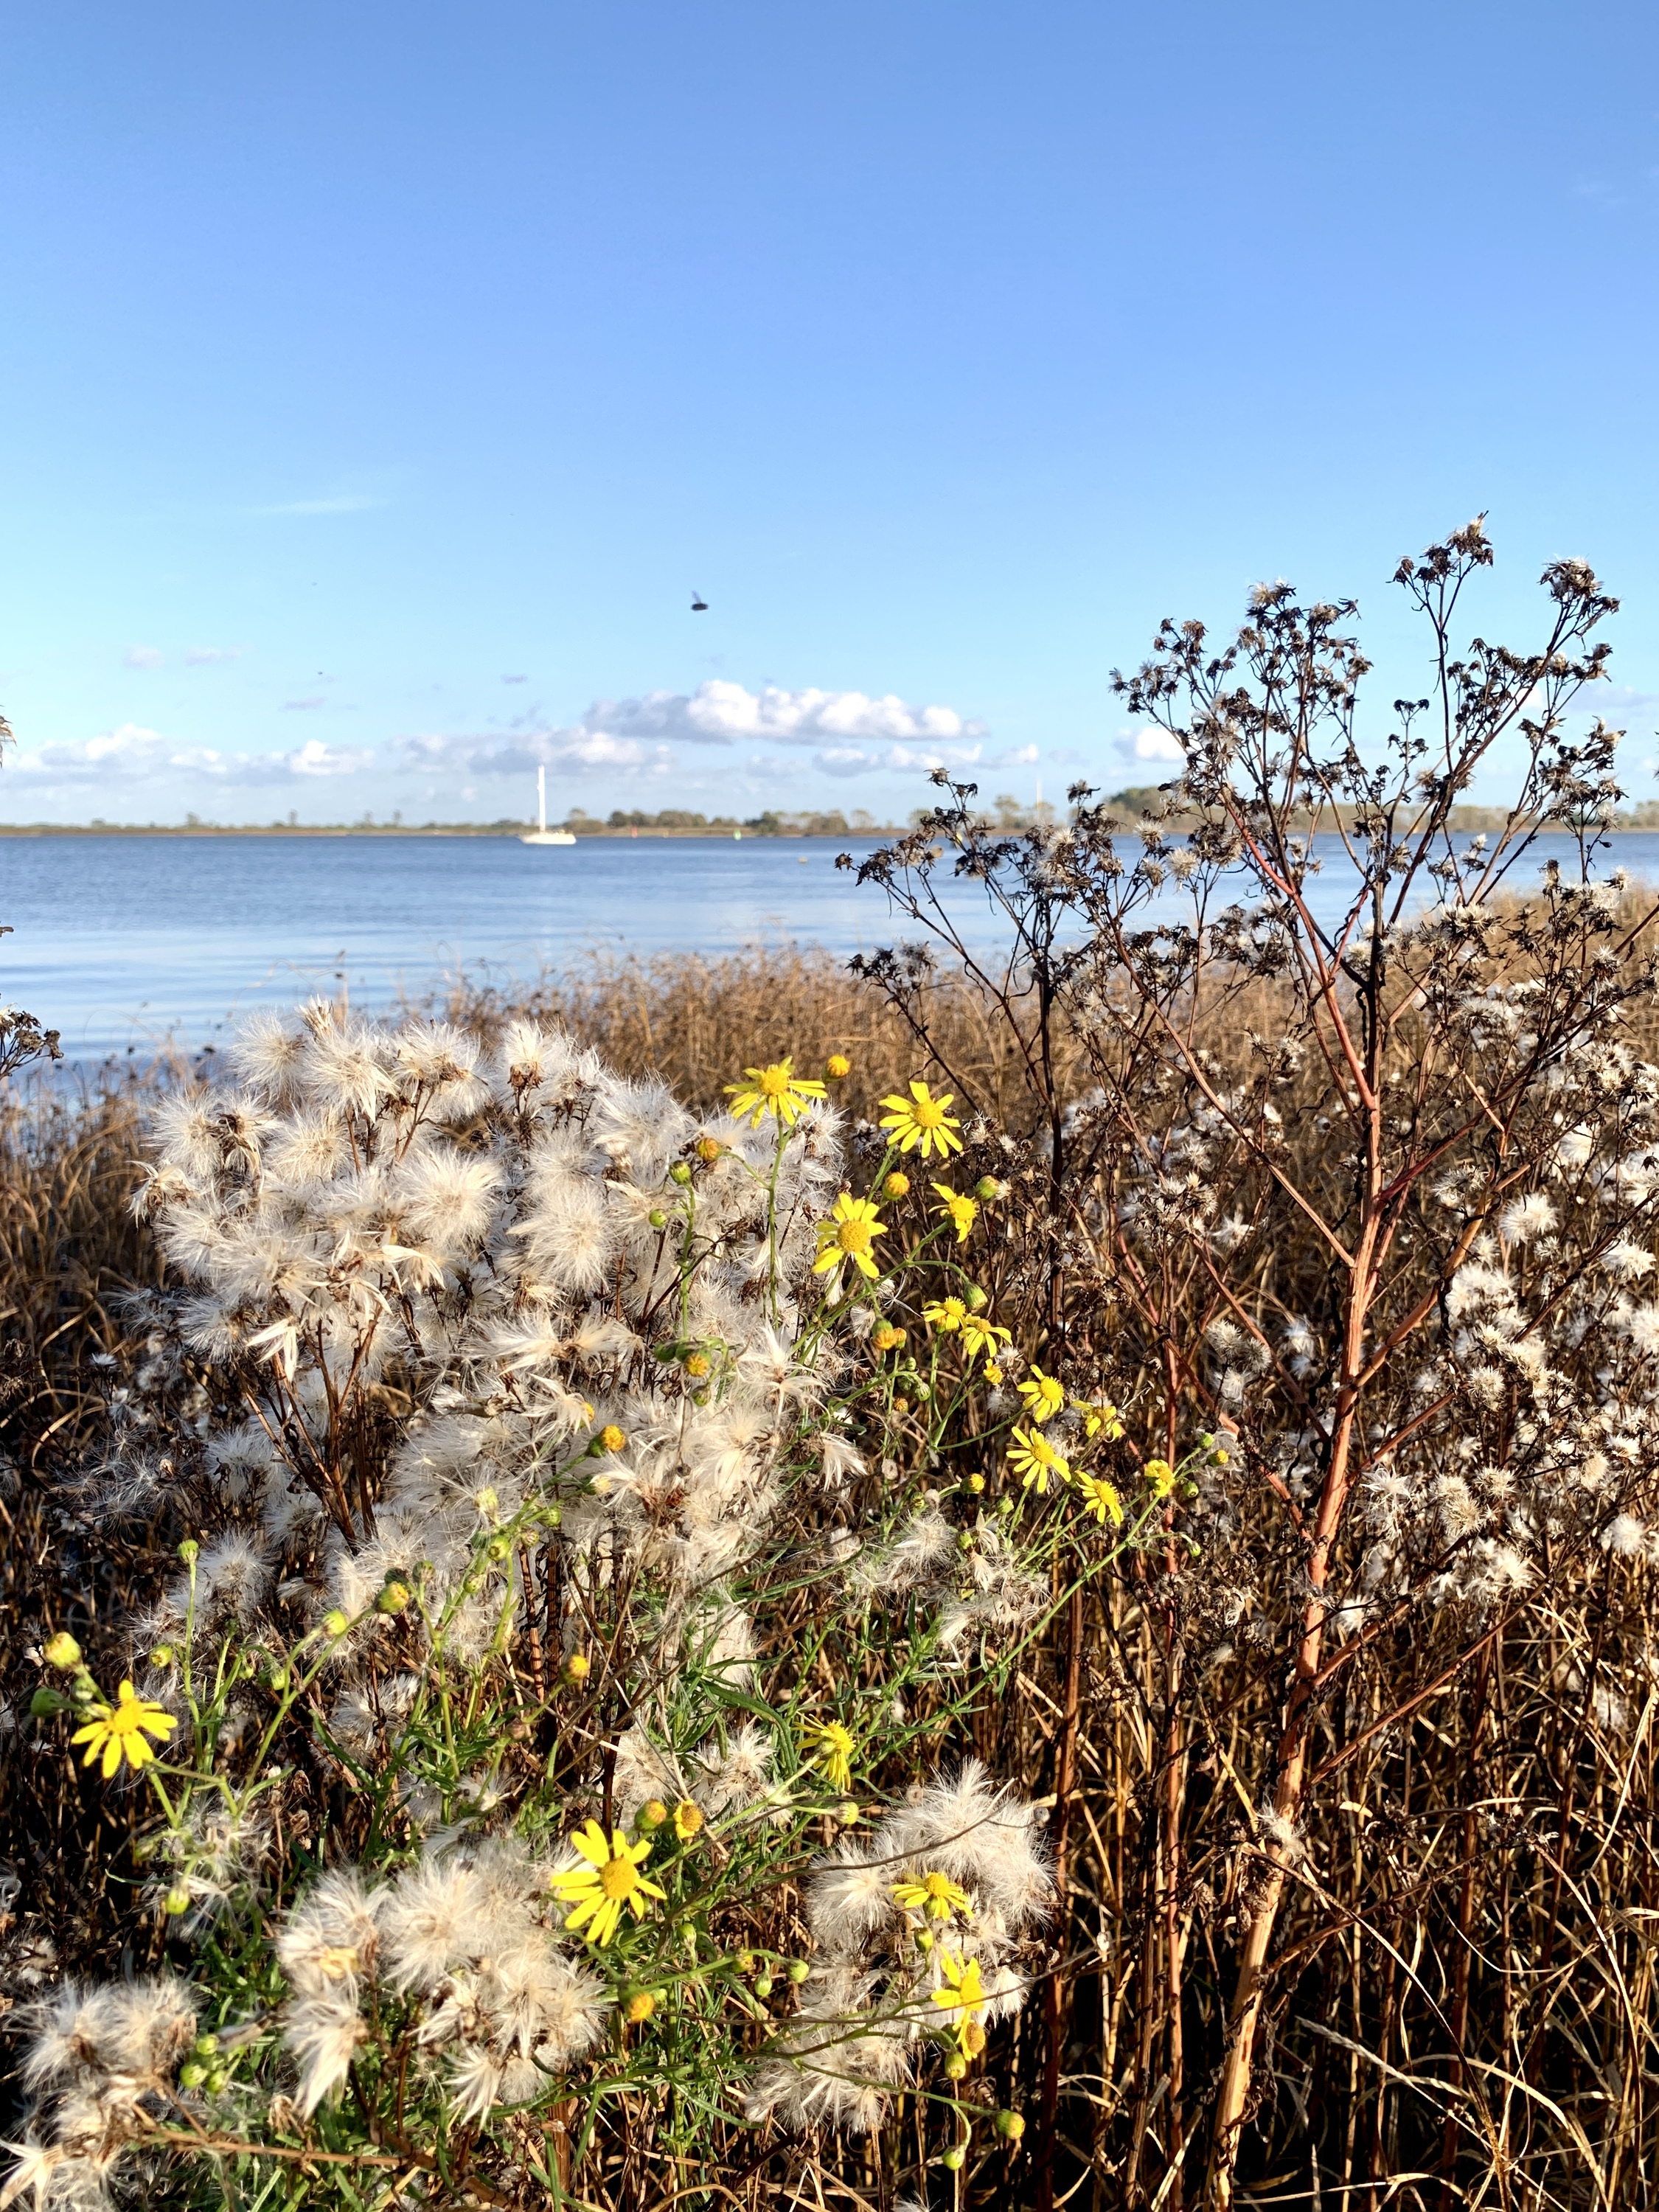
[13,535,1659,2208]
[7,794,1659,838]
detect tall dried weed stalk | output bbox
[4,525,1659,2212]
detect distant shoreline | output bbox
[2,820,1658,841]
[0,824,895,841]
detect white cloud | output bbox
[589,680,978,748]
[124,645,163,669]
[10,725,374,785]
[5,678,990,809]
[405,728,678,779]
[1114,728,1185,765]
[285,740,375,777]
[184,646,241,666]
[408,682,985,779]
[810,740,1038,781]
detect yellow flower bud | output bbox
[43,1632,82,1672]
[639,1799,669,1830]
[599,1424,626,1454]
[883,1170,911,1197]
[563,1652,591,1684]
[625,1989,656,2023]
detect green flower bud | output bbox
[43,1632,82,1672]
[752,1973,774,1999]
[376,1579,411,1615]
[178,1538,200,1565]
[944,2052,968,2081]
[966,1284,989,1311]
[787,1958,810,1985]
[648,1209,668,1229]
[193,2033,220,2058]
[669,1161,693,1186]
[267,1666,289,1693]
[486,1536,511,1562]
[321,1610,349,1640]
[150,1644,176,1668]
[206,2065,230,2094]
[995,2109,1026,2141]
[838,1800,860,1826]
[974,1176,999,1202]
[942,2143,967,2170]
[178,2061,207,2090]
[164,1885,192,1916]
[29,1687,67,1719]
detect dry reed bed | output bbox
[2,908,1658,2212]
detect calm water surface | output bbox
[2,831,1654,1065]
[0,835,922,1061]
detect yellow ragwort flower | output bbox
[69,1680,178,1779]
[880,1079,964,1161]
[725,1058,827,1130]
[827,1053,852,1080]
[923,1295,968,1333]
[931,1183,979,1243]
[1009,1426,1071,1495]
[961,1313,1012,1366]
[1016,1365,1065,1425]
[1077,1473,1124,1527]
[802,1717,858,1792]
[672,1798,704,1841]
[1144,1457,1177,1498]
[551,1820,667,1947]
[1077,1399,1125,1442]
[813,1193,886,1281]
[893,1869,974,1924]
[932,1950,988,2048]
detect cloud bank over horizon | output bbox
[2,681,1053,819]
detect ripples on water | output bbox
[1,831,1652,1063]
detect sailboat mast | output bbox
[538,764,546,835]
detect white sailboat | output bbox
[521,765,577,846]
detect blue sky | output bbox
[3,0,1658,825]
